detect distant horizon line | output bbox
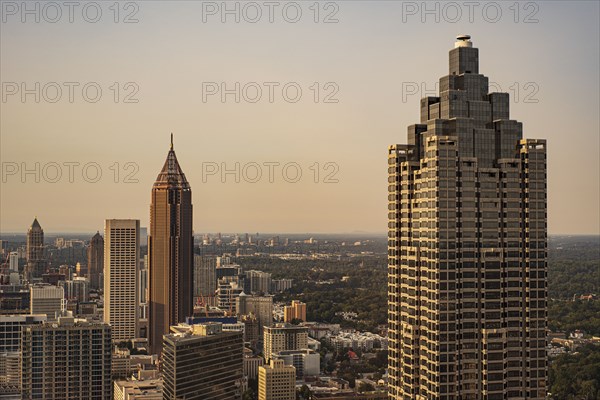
[0,231,598,237]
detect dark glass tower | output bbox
[26,218,46,280]
[388,36,547,399]
[148,136,194,355]
[87,231,104,291]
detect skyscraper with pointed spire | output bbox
[148,135,194,355]
[26,218,46,280]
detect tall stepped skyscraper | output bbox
[26,218,46,280]
[148,135,194,355]
[387,35,547,400]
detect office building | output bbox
[88,231,104,290]
[148,136,194,355]
[237,293,273,333]
[0,284,29,315]
[387,35,547,399]
[26,218,46,280]
[243,347,264,380]
[241,314,260,346]
[104,219,139,342]
[21,312,112,399]
[30,284,63,321]
[258,359,296,400]
[263,324,308,362]
[162,322,243,400]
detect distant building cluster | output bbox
[324,331,388,352]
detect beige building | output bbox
[387,35,547,399]
[258,359,296,400]
[243,347,264,380]
[104,219,139,342]
[263,324,308,362]
[30,284,63,321]
[113,379,163,400]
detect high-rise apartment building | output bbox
[263,324,308,362]
[26,218,46,280]
[217,277,244,313]
[0,314,46,393]
[194,254,217,300]
[30,284,63,321]
[387,35,547,399]
[258,359,296,400]
[88,231,104,290]
[8,252,18,273]
[162,322,243,400]
[245,270,272,294]
[21,312,112,399]
[148,136,194,355]
[104,219,139,342]
[283,300,306,323]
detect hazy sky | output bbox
[1,1,599,234]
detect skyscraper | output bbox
[387,35,547,399]
[104,219,139,342]
[148,136,194,355]
[162,322,243,400]
[88,231,104,291]
[21,312,112,399]
[26,218,46,280]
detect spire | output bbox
[31,217,42,230]
[153,135,190,189]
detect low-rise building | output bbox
[273,349,320,378]
[113,378,163,400]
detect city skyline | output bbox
[1,2,598,399]
[1,2,599,236]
